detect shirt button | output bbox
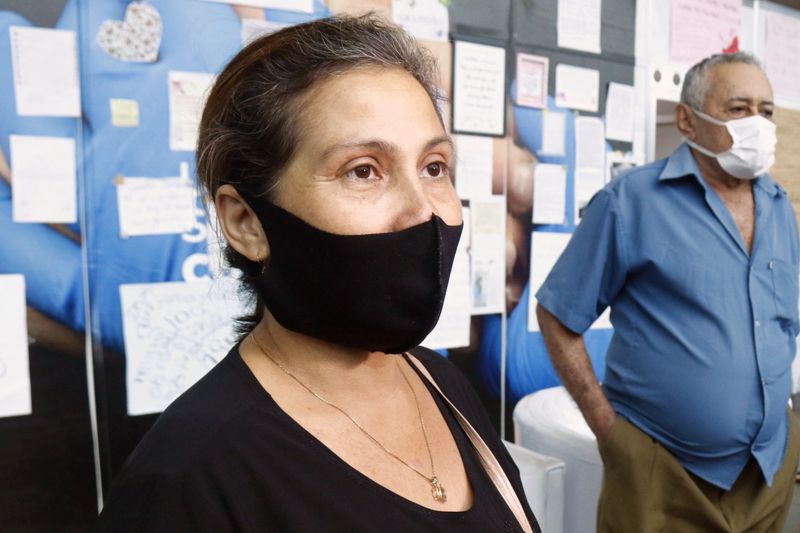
[768,260,775,269]
[755,320,761,327]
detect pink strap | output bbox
[406,354,534,533]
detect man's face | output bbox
[691,62,774,154]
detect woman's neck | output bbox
[241,310,406,400]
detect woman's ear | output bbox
[214,184,270,262]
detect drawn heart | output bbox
[96,2,162,63]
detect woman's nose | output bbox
[390,169,436,231]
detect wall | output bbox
[0,1,798,529]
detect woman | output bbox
[98,15,539,532]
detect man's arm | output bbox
[536,303,616,440]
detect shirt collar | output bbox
[659,142,784,197]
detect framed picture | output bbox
[515,53,548,109]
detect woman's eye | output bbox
[423,162,448,178]
[347,165,375,180]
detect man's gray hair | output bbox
[680,52,763,110]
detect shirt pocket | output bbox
[770,258,799,335]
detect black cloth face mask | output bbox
[247,200,463,354]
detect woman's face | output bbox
[272,67,462,235]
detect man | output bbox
[536,52,800,532]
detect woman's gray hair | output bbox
[680,52,763,110]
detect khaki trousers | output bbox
[596,413,800,533]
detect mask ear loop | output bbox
[684,107,727,158]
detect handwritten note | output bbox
[393,0,449,41]
[533,164,567,225]
[765,11,800,101]
[669,0,740,65]
[555,64,599,112]
[10,135,77,224]
[557,0,601,54]
[423,207,471,349]
[0,275,31,418]
[455,135,494,200]
[116,175,196,238]
[10,26,81,117]
[453,41,506,136]
[120,279,250,415]
[516,53,549,108]
[168,71,215,151]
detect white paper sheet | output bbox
[423,207,471,349]
[10,26,81,117]
[533,164,567,225]
[528,232,570,331]
[575,116,605,169]
[200,0,313,12]
[604,82,634,143]
[516,53,548,108]
[168,71,215,152]
[116,173,196,237]
[555,64,599,112]
[557,0,601,54]
[541,111,566,156]
[455,134,493,200]
[670,0,740,65]
[574,167,604,223]
[453,41,506,136]
[575,117,605,224]
[765,11,800,101]
[120,278,250,415]
[10,135,77,224]
[241,18,287,46]
[0,275,31,418]
[528,231,611,331]
[392,0,449,41]
[470,198,505,315]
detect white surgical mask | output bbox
[684,108,777,180]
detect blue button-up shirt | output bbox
[536,143,800,490]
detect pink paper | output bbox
[670,0,740,65]
[765,11,800,101]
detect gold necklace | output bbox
[250,332,447,503]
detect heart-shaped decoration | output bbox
[96,2,162,63]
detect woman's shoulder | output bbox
[112,345,268,477]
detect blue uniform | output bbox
[537,143,800,490]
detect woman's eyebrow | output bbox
[319,135,454,160]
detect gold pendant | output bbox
[431,476,447,503]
